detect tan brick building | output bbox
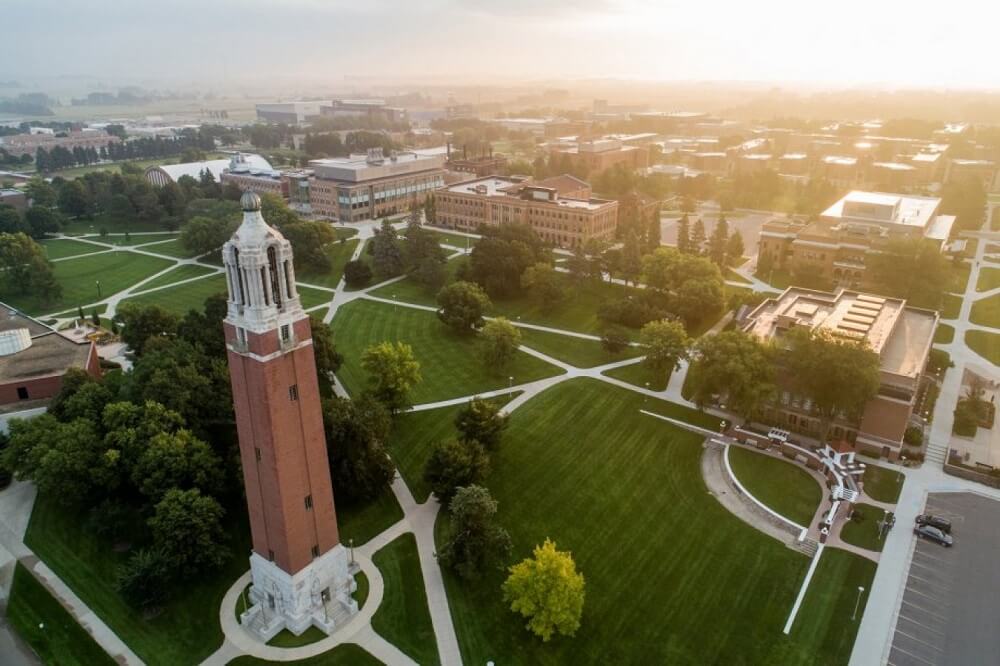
[742,287,937,458]
[758,191,955,288]
[549,137,649,176]
[0,129,119,158]
[434,176,617,248]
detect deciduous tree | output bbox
[423,439,490,504]
[149,488,229,577]
[639,319,689,373]
[361,341,421,412]
[437,280,491,334]
[502,538,585,642]
[688,330,775,419]
[437,485,512,580]
[455,397,508,451]
[480,317,521,372]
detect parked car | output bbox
[914,524,953,547]
[916,514,952,534]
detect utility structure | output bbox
[223,191,356,640]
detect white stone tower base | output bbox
[239,545,358,641]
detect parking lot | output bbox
[887,492,1000,666]
[660,210,772,263]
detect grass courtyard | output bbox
[861,465,904,504]
[517,326,644,368]
[435,378,872,664]
[330,299,564,404]
[969,293,1000,329]
[966,329,1000,365]
[601,359,671,391]
[934,323,955,345]
[40,237,105,260]
[840,504,888,552]
[371,534,439,665]
[976,266,1000,292]
[297,238,361,289]
[728,445,823,527]
[121,273,228,315]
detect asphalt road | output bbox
[887,492,1000,666]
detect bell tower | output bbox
[224,191,355,639]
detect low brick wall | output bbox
[943,462,1000,489]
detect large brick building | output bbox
[758,191,955,288]
[742,287,937,458]
[0,129,119,158]
[223,192,356,639]
[549,137,649,176]
[308,148,445,222]
[0,307,100,408]
[433,175,618,247]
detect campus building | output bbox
[145,153,273,187]
[223,192,356,640]
[0,129,120,158]
[548,137,650,176]
[0,306,100,408]
[307,148,445,222]
[742,287,937,459]
[219,153,287,199]
[255,101,331,124]
[758,191,955,288]
[943,158,999,192]
[320,99,407,124]
[433,175,618,247]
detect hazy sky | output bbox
[3,0,998,89]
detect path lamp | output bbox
[645,381,650,404]
[95,280,102,299]
[508,376,513,396]
[393,294,397,312]
[852,586,865,621]
[349,538,355,567]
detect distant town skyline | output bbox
[3,0,999,90]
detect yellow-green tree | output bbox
[502,538,585,642]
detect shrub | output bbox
[116,548,170,609]
[903,425,924,447]
[343,260,372,288]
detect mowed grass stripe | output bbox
[40,238,105,260]
[121,274,228,315]
[371,534,440,665]
[139,238,203,258]
[136,264,218,292]
[298,239,360,289]
[517,326,644,368]
[728,445,823,527]
[330,299,563,404]
[438,378,867,664]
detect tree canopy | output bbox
[502,538,586,642]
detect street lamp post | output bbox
[508,376,513,396]
[645,381,650,404]
[852,586,865,620]
[349,538,355,567]
[96,280,102,299]
[392,294,397,312]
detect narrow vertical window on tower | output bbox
[268,246,283,309]
[260,267,270,306]
[283,260,293,300]
[289,384,299,401]
[233,248,246,305]
[280,324,291,344]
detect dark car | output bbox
[914,524,953,547]
[916,514,952,534]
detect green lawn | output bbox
[298,239,360,289]
[267,626,326,648]
[725,267,751,284]
[227,644,381,666]
[427,230,479,249]
[299,285,334,310]
[330,299,564,404]
[24,493,252,666]
[728,445,823,527]
[839,504,887,552]
[934,323,955,345]
[135,264,219,291]
[4,251,174,315]
[437,378,868,664]
[518,327,644,368]
[354,571,370,609]
[140,238,203,258]
[969,294,1000,329]
[861,465,904,504]
[40,238,104,260]
[388,395,517,503]
[336,490,404,547]
[112,233,180,246]
[121,274,228,315]
[601,360,670,391]
[941,293,962,320]
[949,261,971,293]
[371,534,439,665]
[368,255,469,307]
[978,266,1000,292]
[966,329,1000,365]
[6,563,116,666]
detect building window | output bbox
[289,384,299,401]
[16,387,28,400]
[311,545,320,559]
[305,495,313,510]
[255,447,261,462]
[236,327,247,346]
[280,324,291,344]
[268,549,275,562]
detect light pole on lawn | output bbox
[96,280,101,299]
[508,375,513,396]
[852,586,865,620]
[645,381,650,404]
[393,294,397,312]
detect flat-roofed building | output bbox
[0,189,27,212]
[308,148,445,221]
[910,152,943,183]
[0,129,119,158]
[434,176,617,248]
[944,158,998,192]
[820,155,861,188]
[758,191,956,288]
[777,153,809,176]
[320,99,407,124]
[219,153,287,199]
[145,153,273,187]
[688,151,728,175]
[742,287,937,458]
[737,153,772,175]
[549,137,649,176]
[255,100,331,124]
[871,161,917,190]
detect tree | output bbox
[645,208,662,252]
[622,230,642,285]
[106,193,135,228]
[259,192,301,228]
[423,439,490,504]
[343,259,373,288]
[480,317,521,372]
[502,538,585,642]
[785,329,881,443]
[114,303,180,355]
[322,394,395,502]
[116,548,170,609]
[370,219,405,278]
[691,218,706,254]
[688,331,775,419]
[639,319,689,373]
[437,281,491,334]
[673,276,725,325]
[309,314,343,396]
[676,214,692,254]
[413,255,446,292]
[57,179,91,218]
[131,429,225,502]
[25,177,56,208]
[866,236,951,309]
[91,308,101,328]
[361,341,421,412]
[281,221,337,274]
[149,488,229,577]
[726,230,745,266]
[600,326,630,356]
[403,206,444,270]
[468,225,546,297]
[0,234,60,303]
[423,194,437,224]
[708,214,729,266]
[520,262,564,311]
[455,397,509,451]
[180,215,235,255]
[437,485,512,580]
[24,206,62,238]
[0,205,27,235]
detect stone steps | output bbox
[791,537,819,557]
[925,442,948,465]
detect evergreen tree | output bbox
[370,219,404,279]
[691,218,706,255]
[645,209,661,253]
[622,231,642,286]
[726,230,745,266]
[708,215,729,266]
[676,214,691,254]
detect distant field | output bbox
[40,238,104,260]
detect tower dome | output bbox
[241,191,261,212]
